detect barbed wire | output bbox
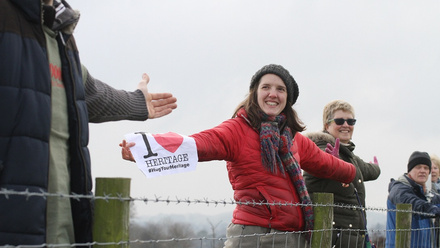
[2,187,439,247]
[0,229,359,248]
[2,227,439,248]
[0,188,434,217]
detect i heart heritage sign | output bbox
[124,132,198,178]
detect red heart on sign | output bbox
[152,132,184,153]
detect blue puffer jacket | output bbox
[386,174,440,248]
[0,0,92,245]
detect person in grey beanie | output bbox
[386,151,440,248]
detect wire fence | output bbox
[0,188,439,248]
[0,188,431,215]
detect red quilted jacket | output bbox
[191,114,355,232]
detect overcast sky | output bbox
[68,0,440,219]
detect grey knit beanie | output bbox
[408,151,432,172]
[250,64,299,106]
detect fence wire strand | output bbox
[1,188,438,248]
[0,188,433,217]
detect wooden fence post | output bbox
[311,192,334,248]
[93,177,131,248]
[395,203,412,248]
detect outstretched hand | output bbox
[325,138,340,158]
[119,140,136,162]
[138,73,177,119]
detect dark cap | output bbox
[408,151,432,172]
[250,64,299,106]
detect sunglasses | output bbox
[328,118,357,126]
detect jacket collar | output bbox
[306,131,356,152]
[51,0,80,33]
[10,0,42,23]
[10,0,79,34]
[398,173,426,196]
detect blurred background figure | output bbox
[431,155,440,194]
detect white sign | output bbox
[124,132,198,178]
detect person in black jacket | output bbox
[304,99,380,248]
[0,0,177,246]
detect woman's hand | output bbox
[370,156,379,166]
[325,138,340,158]
[326,138,348,187]
[119,140,136,162]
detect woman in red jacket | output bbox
[121,64,355,247]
